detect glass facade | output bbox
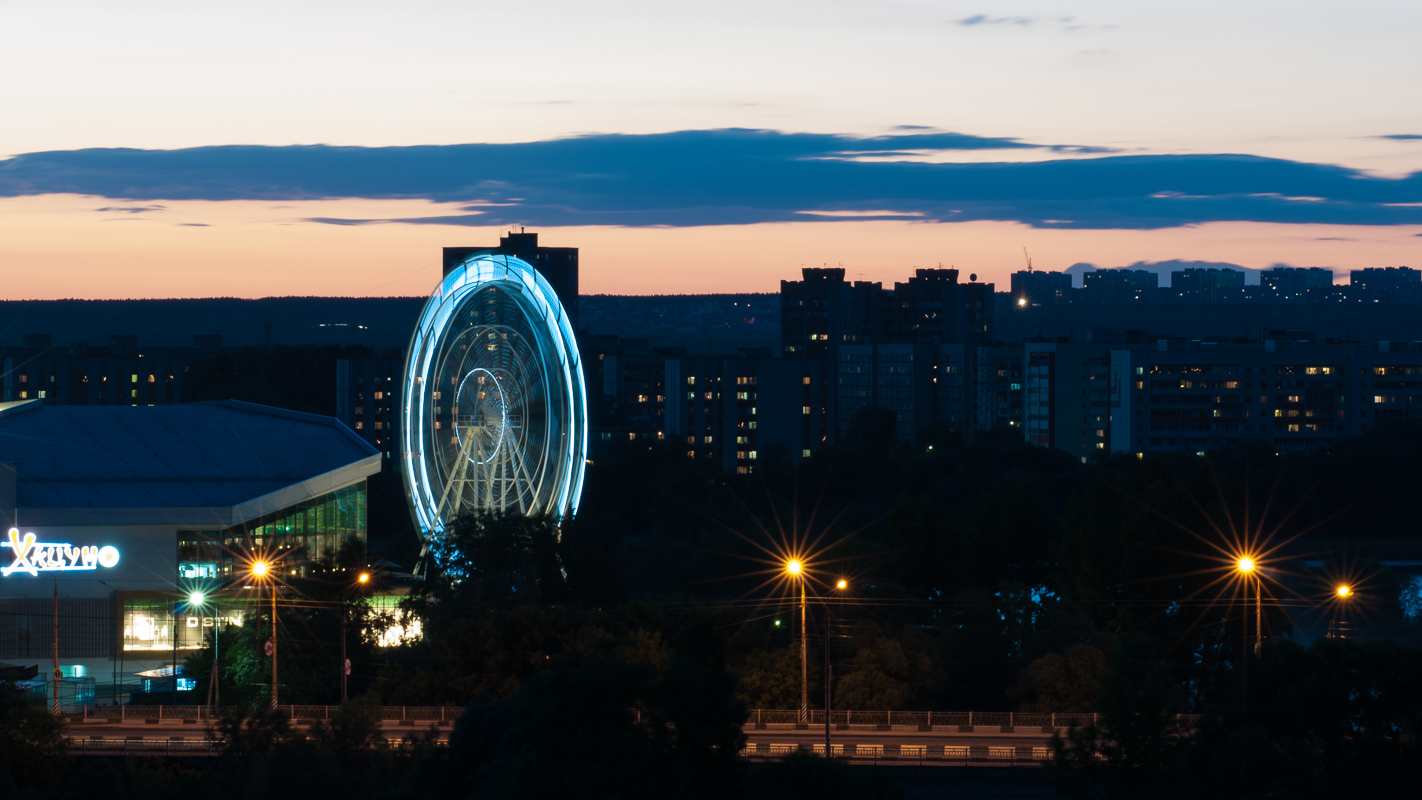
[122,597,247,652]
[176,482,368,580]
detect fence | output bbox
[742,742,1051,767]
[62,705,464,722]
[744,710,1112,731]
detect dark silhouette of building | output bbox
[892,268,995,345]
[1170,268,1245,304]
[1010,270,1072,306]
[1261,267,1334,302]
[1082,269,1158,304]
[779,268,887,359]
[1350,267,1420,304]
[443,230,579,328]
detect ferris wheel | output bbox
[400,254,588,564]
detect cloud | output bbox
[1379,134,1422,141]
[956,14,1033,26]
[95,204,165,213]
[4,129,1422,230]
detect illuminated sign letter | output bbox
[2,529,120,577]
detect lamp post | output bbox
[825,578,848,757]
[343,572,370,702]
[1236,556,1261,655]
[1330,585,1352,639]
[188,590,218,714]
[785,559,807,724]
[251,560,276,709]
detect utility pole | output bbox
[341,607,348,703]
[799,580,807,724]
[270,583,278,710]
[51,580,60,715]
[823,613,832,756]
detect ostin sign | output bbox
[2,528,120,577]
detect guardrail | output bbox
[743,742,1051,767]
[59,706,1200,731]
[62,705,464,722]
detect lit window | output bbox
[629,432,636,440]
[802,449,811,457]
[802,376,811,385]
[374,391,383,400]
[688,377,695,385]
[18,391,25,399]
[147,374,155,383]
[37,391,45,399]
[749,451,757,459]
[704,436,713,444]
[355,422,363,429]
[131,374,138,382]
[374,422,383,430]
[687,436,695,444]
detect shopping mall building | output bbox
[0,399,380,704]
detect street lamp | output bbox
[250,560,277,709]
[824,578,849,757]
[187,591,221,713]
[785,559,807,724]
[1236,556,1261,655]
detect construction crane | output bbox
[1023,247,1033,273]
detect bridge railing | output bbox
[62,705,466,723]
[60,705,1195,730]
[745,710,1196,730]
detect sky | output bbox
[2,0,1420,297]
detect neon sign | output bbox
[2,528,120,577]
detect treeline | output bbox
[188,413,1422,717]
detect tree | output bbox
[1011,644,1110,713]
[428,623,746,800]
[0,679,66,789]
[1051,634,1188,800]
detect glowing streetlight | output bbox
[358,572,370,584]
[251,561,269,578]
[187,590,206,607]
[1236,557,1255,574]
[835,579,848,590]
[1336,585,1351,598]
[1017,297,1028,308]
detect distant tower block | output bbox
[443,230,579,330]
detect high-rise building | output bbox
[779,268,888,359]
[1081,270,1158,304]
[442,230,579,329]
[892,269,995,345]
[1170,268,1245,304]
[1009,270,1073,307]
[1260,267,1334,302]
[1350,267,1421,304]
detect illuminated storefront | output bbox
[0,399,380,705]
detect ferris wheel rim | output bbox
[400,254,588,548]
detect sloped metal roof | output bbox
[0,400,379,511]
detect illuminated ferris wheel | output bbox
[401,254,588,563]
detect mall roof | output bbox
[0,400,380,526]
